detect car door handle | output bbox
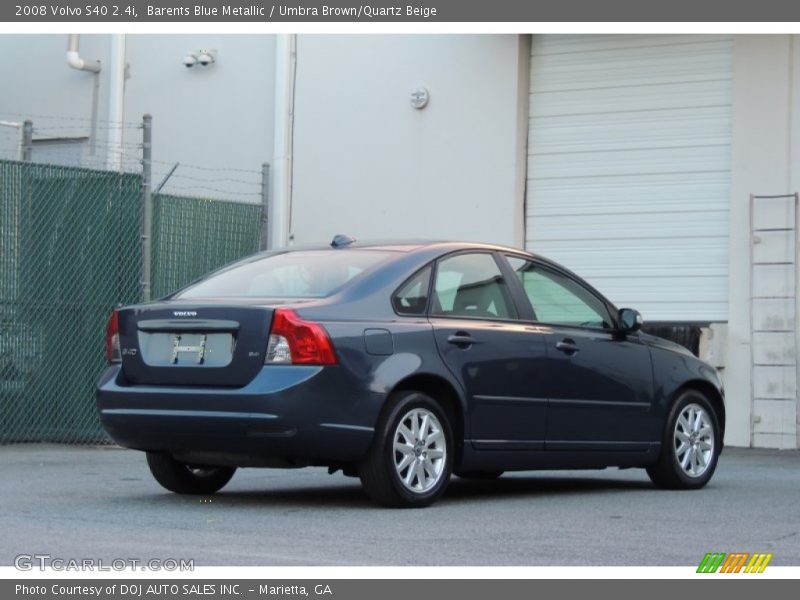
[447,333,475,347]
[555,339,580,354]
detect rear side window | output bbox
[431,253,516,320]
[392,266,432,315]
[176,250,393,299]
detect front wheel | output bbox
[646,390,721,490]
[146,452,236,495]
[359,391,454,508]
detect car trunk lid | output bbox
[118,302,273,386]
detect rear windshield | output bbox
[175,250,394,299]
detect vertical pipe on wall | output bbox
[107,34,127,171]
[271,34,296,248]
[66,34,101,73]
[65,35,101,158]
[514,35,532,250]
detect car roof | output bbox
[277,238,534,255]
[275,238,562,269]
[288,239,611,307]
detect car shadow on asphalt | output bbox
[444,474,654,503]
[138,473,655,509]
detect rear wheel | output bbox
[146,452,236,495]
[359,391,453,508]
[646,390,721,490]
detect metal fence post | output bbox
[140,114,153,302]
[259,162,271,251]
[21,120,33,161]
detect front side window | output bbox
[176,250,393,299]
[505,256,613,329]
[431,253,516,320]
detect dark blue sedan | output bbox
[97,237,725,507]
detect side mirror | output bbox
[619,308,643,332]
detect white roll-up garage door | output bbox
[526,35,732,322]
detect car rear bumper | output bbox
[95,365,379,466]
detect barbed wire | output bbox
[0,151,142,172]
[135,155,263,175]
[0,111,266,200]
[30,136,143,152]
[0,111,264,172]
[166,172,262,188]
[0,111,141,128]
[155,182,261,198]
[0,157,261,204]
[0,148,265,186]
[30,124,140,132]
[0,143,141,161]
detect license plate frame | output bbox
[171,333,209,364]
[136,331,235,367]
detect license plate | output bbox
[172,333,209,364]
[137,331,234,367]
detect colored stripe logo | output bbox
[697,552,773,573]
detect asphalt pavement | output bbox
[1,444,798,566]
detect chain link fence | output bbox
[0,158,263,444]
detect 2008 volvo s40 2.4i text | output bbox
[97,237,724,508]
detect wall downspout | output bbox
[106,34,126,171]
[66,34,102,159]
[66,34,101,73]
[271,34,297,248]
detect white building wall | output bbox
[726,35,799,448]
[289,34,527,246]
[0,34,275,201]
[0,35,112,161]
[124,34,275,201]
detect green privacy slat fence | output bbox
[0,160,141,443]
[0,160,262,444]
[151,194,262,298]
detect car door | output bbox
[428,251,550,450]
[503,255,655,452]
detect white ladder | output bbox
[749,193,799,448]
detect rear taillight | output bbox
[265,309,337,365]
[106,310,121,364]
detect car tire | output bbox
[358,391,454,508]
[454,470,504,480]
[146,452,236,495]
[646,390,721,490]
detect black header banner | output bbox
[4,0,800,22]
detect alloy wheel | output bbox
[673,403,715,478]
[392,407,447,493]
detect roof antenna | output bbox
[331,234,356,248]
